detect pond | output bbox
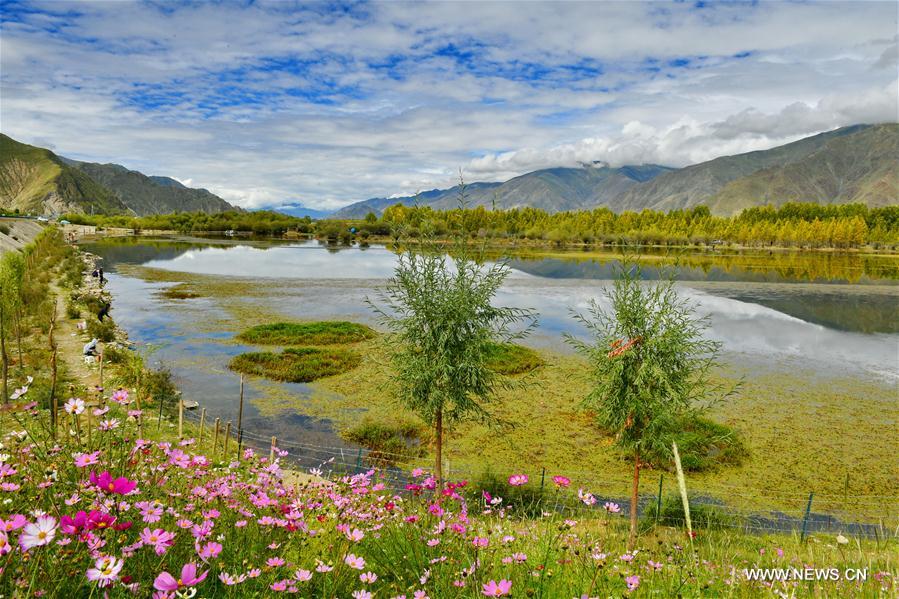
[82,237,899,464]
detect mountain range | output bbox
[0,133,237,216]
[333,123,898,218]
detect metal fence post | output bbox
[800,492,814,541]
[655,473,664,526]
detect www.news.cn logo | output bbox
[745,568,868,582]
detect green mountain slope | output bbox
[0,134,127,215]
[706,124,898,214]
[70,161,237,215]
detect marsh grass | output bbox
[229,346,361,382]
[484,341,544,375]
[237,321,377,345]
[342,418,427,465]
[159,283,200,299]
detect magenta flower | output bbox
[482,579,512,596]
[0,515,26,531]
[551,475,571,488]
[472,536,489,548]
[140,528,176,555]
[626,574,641,591]
[90,471,137,495]
[73,451,101,468]
[111,388,130,404]
[508,474,528,486]
[197,541,222,561]
[153,563,208,591]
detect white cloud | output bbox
[0,1,896,209]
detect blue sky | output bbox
[1,1,896,210]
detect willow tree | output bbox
[371,241,534,489]
[0,252,25,403]
[567,261,728,549]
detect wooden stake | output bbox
[198,408,206,447]
[269,436,276,463]
[237,375,245,454]
[98,351,104,389]
[177,397,184,440]
[224,421,231,456]
[213,418,221,456]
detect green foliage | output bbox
[659,416,747,472]
[341,418,426,466]
[641,494,737,531]
[159,284,200,300]
[87,318,116,342]
[568,262,731,460]
[469,467,547,517]
[237,321,376,345]
[229,347,361,382]
[484,341,544,375]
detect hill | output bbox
[0,134,127,215]
[0,133,239,216]
[67,160,237,215]
[331,124,897,217]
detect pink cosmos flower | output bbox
[19,515,57,550]
[482,579,512,596]
[344,553,365,570]
[472,536,489,548]
[89,471,137,495]
[551,475,571,488]
[86,555,124,587]
[267,557,285,567]
[352,591,372,599]
[63,397,85,415]
[626,574,641,591]
[508,474,528,486]
[0,530,10,555]
[294,569,312,582]
[219,572,247,585]
[578,488,597,506]
[0,464,17,478]
[111,388,130,404]
[153,563,208,592]
[73,450,101,468]
[197,541,222,561]
[0,514,27,531]
[136,501,164,523]
[360,572,378,584]
[140,528,176,555]
[604,501,621,514]
[98,419,120,431]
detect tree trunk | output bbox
[434,408,443,492]
[14,309,22,371]
[628,449,640,550]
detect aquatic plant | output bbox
[237,321,376,345]
[229,346,362,382]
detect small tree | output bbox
[370,240,534,489]
[567,261,729,549]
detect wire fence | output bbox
[176,404,898,540]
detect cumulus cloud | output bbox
[0,1,896,209]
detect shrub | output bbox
[641,494,737,531]
[237,321,376,345]
[65,299,81,320]
[484,342,543,375]
[342,419,427,466]
[229,347,361,382]
[87,318,116,342]
[0,223,10,235]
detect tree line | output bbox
[65,202,899,249]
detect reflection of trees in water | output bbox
[508,250,898,284]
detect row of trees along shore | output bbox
[65,202,899,249]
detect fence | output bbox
[175,400,898,541]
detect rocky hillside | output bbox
[0,134,237,216]
[332,124,898,217]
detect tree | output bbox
[567,261,730,549]
[0,252,24,402]
[370,240,535,489]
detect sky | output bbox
[1,1,897,211]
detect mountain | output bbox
[331,124,897,218]
[332,165,673,218]
[0,134,128,215]
[0,133,239,216]
[270,204,333,220]
[68,160,237,215]
[612,124,893,213]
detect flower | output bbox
[294,569,312,582]
[578,488,597,506]
[89,471,137,495]
[140,528,176,555]
[86,555,124,587]
[360,571,378,584]
[73,451,101,468]
[482,579,512,596]
[19,515,57,550]
[345,553,365,570]
[626,574,641,591]
[603,502,621,514]
[197,541,222,561]
[472,536,489,548]
[352,591,372,599]
[551,475,570,488]
[63,398,85,415]
[836,534,849,545]
[153,563,208,591]
[508,474,528,486]
[111,388,130,404]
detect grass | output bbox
[342,418,427,465]
[237,321,376,345]
[484,341,544,375]
[159,283,201,299]
[229,346,362,382]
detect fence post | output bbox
[269,436,276,463]
[224,421,232,456]
[355,447,362,472]
[213,418,220,456]
[237,375,245,456]
[655,474,664,527]
[177,398,183,440]
[539,467,546,493]
[98,350,103,389]
[198,408,206,447]
[800,492,814,542]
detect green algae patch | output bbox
[484,342,544,375]
[237,321,376,345]
[229,347,361,382]
[159,283,201,300]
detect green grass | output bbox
[229,347,361,382]
[484,341,544,374]
[342,418,427,465]
[159,283,201,299]
[237,321,376,345]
